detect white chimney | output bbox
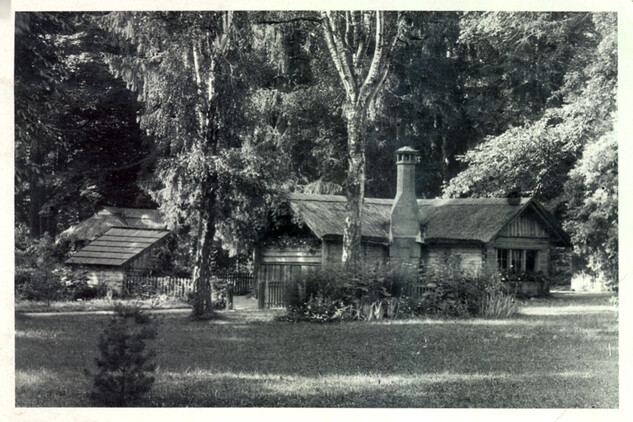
[389,146,421,262]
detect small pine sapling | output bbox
[90,304,157,406]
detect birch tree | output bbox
[320,11,400,271]
[102,12,282,316]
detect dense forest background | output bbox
[14,11,617,286]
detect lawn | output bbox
[15,292,618,408]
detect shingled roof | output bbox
[61,207,166,242]
[66,227,170,267]
[287,193,570,246]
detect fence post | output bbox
[258,281,265,309]
[226,284,234,310]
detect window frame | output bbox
[496,248,539,273]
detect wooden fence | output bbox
[123,275,193,298]
[214,272,255,295]
[123,272,255,299]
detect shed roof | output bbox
[66,227,170,267]
[61,207,166,241]
[287,193,570,246]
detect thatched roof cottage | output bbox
[255,147,571,306]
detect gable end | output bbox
[492,201,570,246]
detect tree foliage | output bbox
[15,11,617,287]
[248,13,348,193]
[564,132,617,286]
[15,13,153,237]
[100,12,287,315]
[15,13,70,237]
[444,12,617,284]
[368,12,468,198]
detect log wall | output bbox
[421,245,484,276]
[85,267,125,292]
[322,239,388,266]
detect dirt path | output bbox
[519,291,617,316]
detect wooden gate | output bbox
[256,263,318,309]
[255,244,322,309]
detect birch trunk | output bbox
[191,187,216,316]
[191,47,225,316]
[341,109,367,271]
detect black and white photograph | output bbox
[3,0,630,417]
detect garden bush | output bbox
[414,270,519,318]
[14,229,113,303]
[89,304,157,406]
[15,232,67,303]
[284,261,520,322]
[285,269,352,322]
[285,263,418,322]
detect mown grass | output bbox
[15,293,618,408]
[14,297,190,313]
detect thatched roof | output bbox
[61,207,166,242]
[418,197,532,243]
[288,194,391,241]
[287,193,570,246]
[66,227,170,267]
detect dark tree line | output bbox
[15,13,154,238]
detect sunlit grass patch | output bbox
[384,317,545,327]
[520,305,617,316]
[147,369,602,407]
[15,329,61,340]
[15,368,60,387]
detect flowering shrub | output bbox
[499,270,550,297]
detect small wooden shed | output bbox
[64,208,169,291]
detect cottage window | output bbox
[497,249,508,270]
[497,248,538,272]
[511,250,522,271]
[525,250,537,272]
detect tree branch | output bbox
[91,150,160,174]
[254,17,322,25]
[326,12,357,94]
[357,11,396,108]
[321,11,357,103]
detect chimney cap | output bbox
[395,146,420,164]
[396,146,419,154]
